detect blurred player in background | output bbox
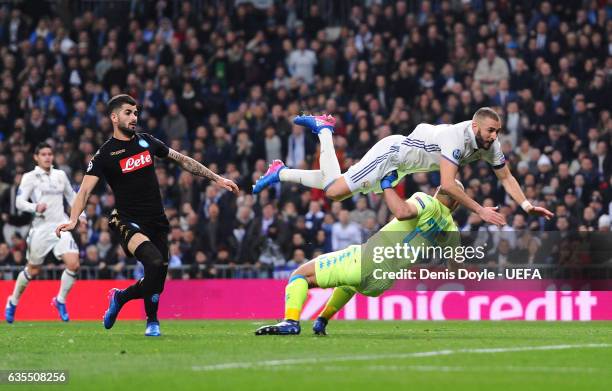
[256,175,463,335]
[5,142,85,323]
[253,108,553,225]
[56,94,238,336]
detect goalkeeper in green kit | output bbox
[255,173,469,336]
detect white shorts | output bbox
[25,224,78,265]
[342,135,406,194]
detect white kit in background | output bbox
[16,166,80,264]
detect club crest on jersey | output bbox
[452,149,462,160]
[120,151,153,173]
[138,139,150,148]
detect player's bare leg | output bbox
[51,253,80,322]
[255,261,318,335]
[5,264,40,324]
[321,176,353,201]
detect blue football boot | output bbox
[103,288,122,330]
[293,114,336,134]
[51,297,70,322]
[145,321,161,337]
[252,159,286,194]
[312,317,328,336]
[255,320,301,335]
[5,297,16,324]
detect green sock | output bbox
[319,286,356,320]
[284,275,309,321]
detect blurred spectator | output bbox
[332,210,362,251]
[474,48,509,90]
[0,174,31,243]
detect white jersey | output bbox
[343,121,506,194]
[16,166,76,228]
[398,120,506,173]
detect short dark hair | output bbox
[473,107,501,123]
[34,142,52,154]
[106,94,137,115]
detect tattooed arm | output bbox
[167,148,239,194]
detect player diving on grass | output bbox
[5,142,85,323]
[253,108,553,225]
[256,175,464,335]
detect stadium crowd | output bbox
[0,0,610,280]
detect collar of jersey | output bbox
[112,135,136,142]
[34,166,52,175]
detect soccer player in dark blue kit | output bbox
[56,94,239,336]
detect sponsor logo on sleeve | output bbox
[452,148,462,161]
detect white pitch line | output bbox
[243,364,603,374]
[191,343,612,372]
[366,365,604,374]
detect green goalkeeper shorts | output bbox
[314,245,362,289]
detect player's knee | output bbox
[156,273,167,294]
[27,265,41,278]
[324,178,350,201]
[134,241,164,268]
[289,268,302,280]
[290,267,316,287]
[325,186,347,201]
[64,259,80,272]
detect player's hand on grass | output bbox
[36,203,47,213]
[526,205,554,220]
[55,220,77,238]
[215,176,239,194]
[478,207,506,226]
[380,170,398,190]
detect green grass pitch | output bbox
[1,320,612,390]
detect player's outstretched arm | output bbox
[381,171,418,220]
[167,149,239,194]
[493,165,554,220]
[440,158,506,226]
[55,175,99,237]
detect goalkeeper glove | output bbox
[380,170,398,190]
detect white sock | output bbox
[57,269,77,304]
[10,269,31,305]
[317,129,341,188]
[280,169,324,189]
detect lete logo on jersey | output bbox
[120,151,153,173]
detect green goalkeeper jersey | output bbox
[359,192,459,296]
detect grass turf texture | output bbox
[1,321,611,390]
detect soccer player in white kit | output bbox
[4,142,84,323]
[253,107,553,225]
